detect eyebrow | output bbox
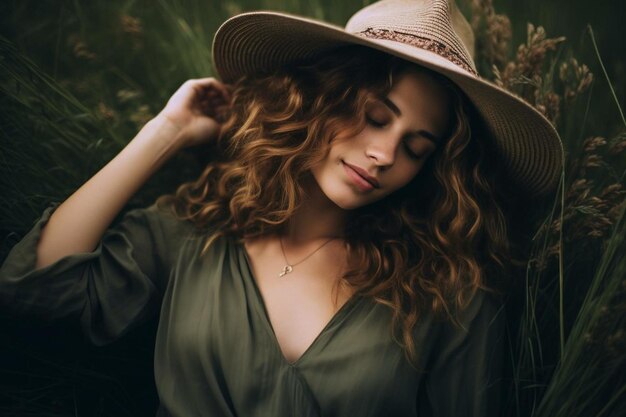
[379,96,442,144]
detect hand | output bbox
[155,77,232,149]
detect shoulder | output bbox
[435,289,506,345]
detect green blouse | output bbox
[0,202,506,417]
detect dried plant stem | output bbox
[558,173,565,358]
[588,25,626,128]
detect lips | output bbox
[342,161,380,189]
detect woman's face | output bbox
[311,68,453,210]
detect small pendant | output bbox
[279,265,293,277]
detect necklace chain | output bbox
[278,236,336,277]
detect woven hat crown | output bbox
[346,0,477,75]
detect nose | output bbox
[365,132,399,168]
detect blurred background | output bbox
[0,1,624,416]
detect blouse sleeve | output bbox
[418,290,506,417]
[0,201,191,346]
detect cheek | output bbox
[392,160,424,188]
[317,137,354,169]
[309,147,340,190]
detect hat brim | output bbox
[212,12,564,196]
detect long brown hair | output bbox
[156,45,512,367]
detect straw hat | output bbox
[212,0,563,196]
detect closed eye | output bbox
[365,114,387,128]
[405,136,436,160]
[366,114,430,160]
[403,143,427,160]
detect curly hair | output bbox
[156,45,513,367]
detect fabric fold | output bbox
[1,202,506,416]
[0,202,187,345]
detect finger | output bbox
[199,97,229,118]
[192,77,232,102]
[201,93,228,111]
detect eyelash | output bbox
[365,115,424,160]
[365,114,386,128]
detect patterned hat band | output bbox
[355,28,479,77]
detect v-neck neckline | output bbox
[236,239,361,367]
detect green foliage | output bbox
[468,1,625,416]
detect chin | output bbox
[331,198,364,211]
[323,185,381,210]
[311,166,383,210]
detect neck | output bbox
[282,175,348,244]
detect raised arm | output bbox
[35,78,231,268]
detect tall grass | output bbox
[468,1,625,416]
[530,26,626,417]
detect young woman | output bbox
[0,0,562,416]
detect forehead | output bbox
[384,69,452,131]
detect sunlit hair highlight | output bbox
[156,46,512,368]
